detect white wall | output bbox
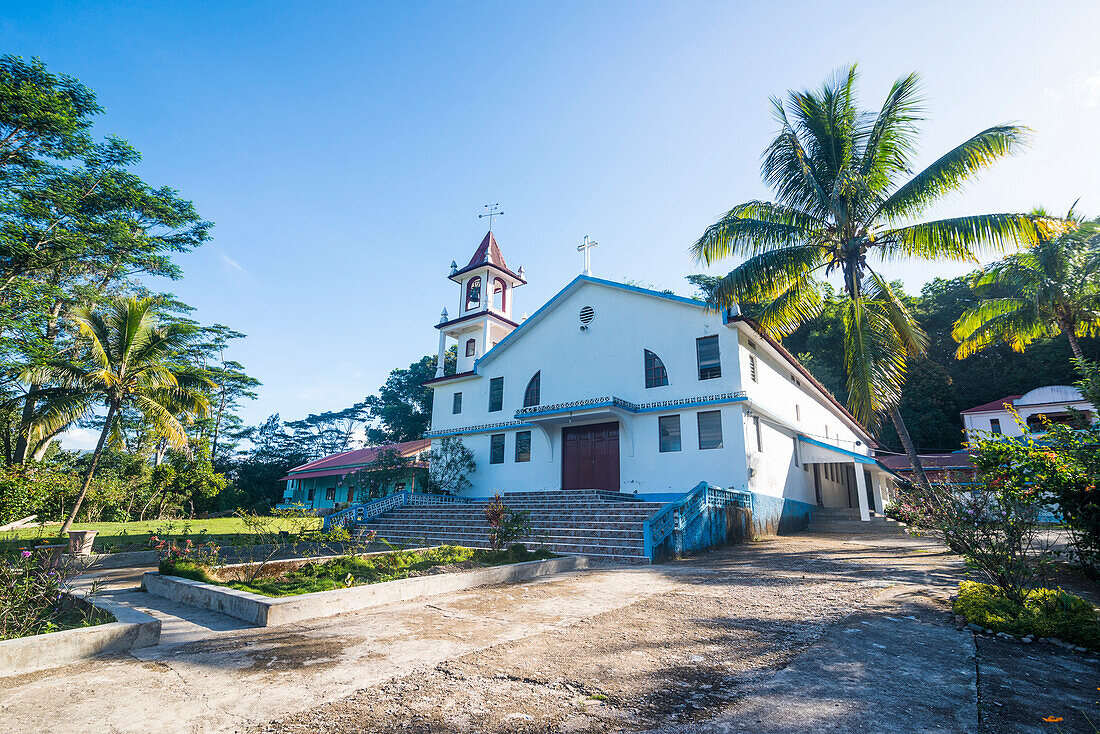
[962,385,1095,439]
[428,278,874,502]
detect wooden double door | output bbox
[561,422,620,491]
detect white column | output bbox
[870,471,885,514]
[482,319,492,356]
[435,330,447,377]
[853,462,870,522]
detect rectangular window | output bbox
[698,410,724,450]
[453,392,462,414]
[793,438,800,467]
[307,487,316,501]
[325,487,336,502]
[658,415,682,452]
[490,433,505,464]
[488,376,504,412]
[752,415,762,452]
[795,404,801,421]
[990,418,1002,435]
[515,430,531,462]
[347,487,355,503]
[749,354,758,383]
[696,335,721,380]
[465,338,476,357]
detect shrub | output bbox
[954,580,1100,648]
[0,548,103,640]
[484,494,532,551]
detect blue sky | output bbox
[4,1,1099,446]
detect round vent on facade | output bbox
[579,305,595,325]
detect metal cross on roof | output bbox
[578,235,597,276]
[479,203,504,231]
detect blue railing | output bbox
[322,491,470,531]
[642,482,752,560]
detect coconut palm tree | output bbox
[953,210,1100,362]
[23,297,211,533]
[693,66,1055,489]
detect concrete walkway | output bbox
[0,534,991,734]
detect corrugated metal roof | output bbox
[960,396,1022,414]
[280,439,431,481]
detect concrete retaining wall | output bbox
[143,554,588,626]
[0,593,161,677]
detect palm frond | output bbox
[875,126,1031,221]
[859,72,922,185]
[708,244,825,309]
[692,201,820,265]
[755,276,825,338]
[842,297,907,428]
[133,394,189,450]
[762,98,832,216]
[952,298,1047,357]
[877,213,1047,261]
[865,273,928,356]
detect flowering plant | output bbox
[0,547,97,640]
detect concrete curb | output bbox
[143,554,588,626]
[0,593,161,677]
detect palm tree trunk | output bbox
[60,405,117,534]
[888,404,930,491]
[1067,330,1086,361]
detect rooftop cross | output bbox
[479,203,504,231]
[577,235,597,276]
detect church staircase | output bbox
[805,507,907,535]
[351,490,664,562]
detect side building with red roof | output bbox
[278,439,431,512]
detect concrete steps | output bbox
[353,490,664,562]
[806,507,908,535]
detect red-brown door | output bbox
[562,422,620,491]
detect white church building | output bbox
[424,231,896,528]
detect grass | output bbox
[954,580,1100,649]
[160,544,558,597]
[0,516,323,555]
[4,600,112,641]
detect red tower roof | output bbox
[451,231,525,282]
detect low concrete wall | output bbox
[750,494,816,536]
[143,554,588,627]
[0,593,161,677]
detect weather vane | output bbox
[578,235,597,276]
[479,203,504,231]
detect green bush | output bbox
[158,559,219,584]
[954,580,1100,648]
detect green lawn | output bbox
[1,516,323,554]
[161,544,557,597]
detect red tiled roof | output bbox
[280,439,431,481]
[960,395,1023,414]
[451,231,525,282]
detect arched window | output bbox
[493,277,507,311]
[465,276,482,310]
[644,350,668,388]
[465,338,476,357]
[523,371,541,407]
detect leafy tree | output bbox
[692,65,1050,488]
[424,435,475,495]
[365,348,456,444]
[23,297,211,532]
[953,213,1100,362]
[285,401,371,459]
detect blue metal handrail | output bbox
[322,491,469,531]
[642,482,751,558]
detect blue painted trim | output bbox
[797,434,876,464]
[634,395,746,413]
[513,394,746,421]
[428,422,534,437]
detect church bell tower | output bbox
[435,230,526,377]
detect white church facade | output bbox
[425,231,895,526]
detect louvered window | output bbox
[698,410,724,450]
[452,392,462,414]
[696,335,721,380]
[659,415,681,452]
[488,377,504,412]
[490,434,505,464]
[515,431,531,462]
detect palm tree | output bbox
[692,66,1055,489]
[953,211,1100,362]
[23,298,211,533]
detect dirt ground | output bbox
[4,533,1097,734]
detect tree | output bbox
[365,349,456,444]
[953,212,1100,363]
[340,447,412,502]
[23,297,211,532]
[692,65,1051,488]
[424,436,475,495]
